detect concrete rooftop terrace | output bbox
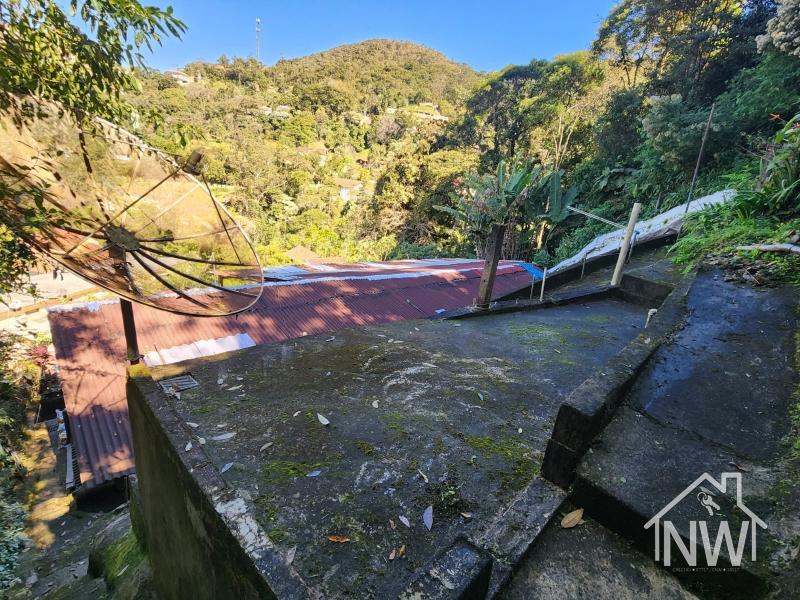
[49,258,536,488]
[131,285,664,598]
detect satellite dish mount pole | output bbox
[120,299,140,365]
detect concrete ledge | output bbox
[570,413,769,599]
[127,368,309,600]
[498,235,679,302]
[444,272,673,323]
[440,284,615,321]
[470,478,566,597]
[541,271,696,489]
[399,539,492,600]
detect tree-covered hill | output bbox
[131,40,483,264]
[261,39,480,114]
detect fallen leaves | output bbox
[306,469,321,478]
[317,413,330,426]
[398,515,410,528]
[220,462,234,474]
[259,442,273,452]
[728,461,750,472]
[560,508,584,529]
[460,512,473,521]
[327,535,350,543]
[186,422,199,428]
[388,544,406,561]
[211,432,236,442]
[423,505,434,531]
[184,441,192,452]
[417,469,429,483]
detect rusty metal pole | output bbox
[611,203,642,287]
[476,224,505,309]
[120,299,140,364]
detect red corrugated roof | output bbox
[48,259,534,488]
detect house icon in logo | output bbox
[645,472,767,567]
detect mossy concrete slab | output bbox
[144,297,649,598]
[501,514,698,600]
[625,270,798,460]
[573,270,800,598]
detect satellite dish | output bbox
[0,95,264,361]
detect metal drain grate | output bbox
[157,374,199,393]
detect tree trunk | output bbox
[476,224,505,309]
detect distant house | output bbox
[406,103,450,123]
[332,177,363,201]
[286,245,322,264]
[164,69,193,85]
[297,142,329,165]
[258,105,292,119]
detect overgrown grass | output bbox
[0,335,39,589]
[670,204,800,284]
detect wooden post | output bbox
[120,299,140,364]
[611,203,642,286]
[685,102,715,214]
[476,224,505,309]
[538,267,548,302]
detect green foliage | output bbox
[715,51,800,137]
[0,0,184,293]
[0,0,184,122]
[435,158,543,235]
[671,117,800,267]
[757,0,800,57]
[0,336,42,589]
[739,113,800,215]
[435,158,577,262]
[671,203,777,265]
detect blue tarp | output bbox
[513,261,544,281]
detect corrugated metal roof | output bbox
[48,259,536,488]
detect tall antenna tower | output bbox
[255,17,261,62]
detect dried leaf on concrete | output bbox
[327,535,350,543]
[561,508,584,529]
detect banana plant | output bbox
[544,169,578,224]
[434,157,544,236]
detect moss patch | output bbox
[464,435,540,494]
[506,323,566,345]
[102,530,145,589]
[464,435,529,461]
[354,440,375,456]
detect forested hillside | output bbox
[134,1,800,271]
[132,40,481,263]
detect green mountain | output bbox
[132,39,482,265]
[263,39,481,113]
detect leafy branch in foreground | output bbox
[0,0,185,123]
[0,0,185,293]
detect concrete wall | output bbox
[126,367,278,600]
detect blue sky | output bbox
[147,0,618,72]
